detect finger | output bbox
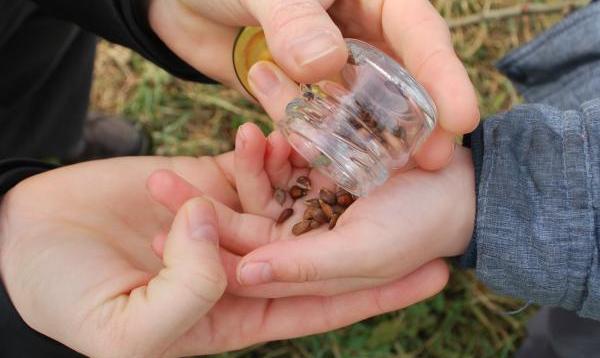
[121,198,226,352]
[413,127,456,171]
[236,219,432,286]
[235,123,284,215]
[236,227,379,286]
[215,151,236,188]
[382,0,479,137]
[149,2,243,90]
[290,149,310,168]
[147,169,203,213]
[148,170,277,253]
[243,0,347,83]
[152,232,168,259]
[248,61,301,123]
[169,259,448,356]
[265,130,293,189]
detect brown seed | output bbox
[319,188,337,205]
[303,207,316,220]
[274,188,286,206]
[329,214,340,230]
[303,207,329,224]
[304,198,321,208]
[296,176,312,190]
[276,208,294,224]
[347,52,358,66]
[289,185,308,200]
[309,220,322,230]
[292,220,313,236]
[303,91,315,101]
[312,208,329,224]
[320,200,334,219]
[336,189,355,207]
[332,205,346,215]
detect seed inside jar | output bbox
[319,188,337,205]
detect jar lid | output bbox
[232,27,273,98]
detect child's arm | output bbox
[460,99,600,320]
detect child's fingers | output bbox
[148,169,277,254]
[147,169,204,213]
[152,232,168,259]
[264,130,293,189]
[290,149,310,168]
[413,127,456,171]
[234,123,281,216]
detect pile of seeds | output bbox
[275,176,356,236]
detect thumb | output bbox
[242,0,348,83]
[122,198,226,352]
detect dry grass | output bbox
[90,1,585,356]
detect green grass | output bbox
[90,1,581,356]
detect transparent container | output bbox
[234,29,437,196]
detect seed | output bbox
[329,214,340,230]
[313,208,329,224]
[303,91,315,101]
[392,126,406,141]
[332,205,346,215]
[276,208,294,224]
[320,200,334,219]
[292,220,313,236]
[274,188,287,206]
[289,185,308,200]
[319,188,337,205]
[309,220,322,230]
[304,198,321,208]
[303,207,316,220]
[296,176,312,190]
[347,52,358,66]
[336,189,354,207]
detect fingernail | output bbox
[187,201,218,244]
[236,125,247,150]
[248,62,280,97]
[290,32,339,67]
[238,262,273,285]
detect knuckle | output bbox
[269,0,325,32]
[292,259,320,282]
[177,266,227,303]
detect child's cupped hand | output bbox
[151,122,475,299]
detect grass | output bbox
[90,1,582,356]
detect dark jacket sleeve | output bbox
[31,0,214,83]
[0,160,83,356]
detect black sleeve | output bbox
[0,160,82,356]
[31,0,215,83]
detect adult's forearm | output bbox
[31,0,213,83]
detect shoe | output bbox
[64,112,151,163]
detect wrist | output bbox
[453,126,484,268]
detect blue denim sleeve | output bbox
[457,1,600,320]
[470,99,600,320]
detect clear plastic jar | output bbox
[234,29,437,196]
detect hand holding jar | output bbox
[149,0,479,171]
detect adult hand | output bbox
[148,0,479,169]
[0,154,448,357]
